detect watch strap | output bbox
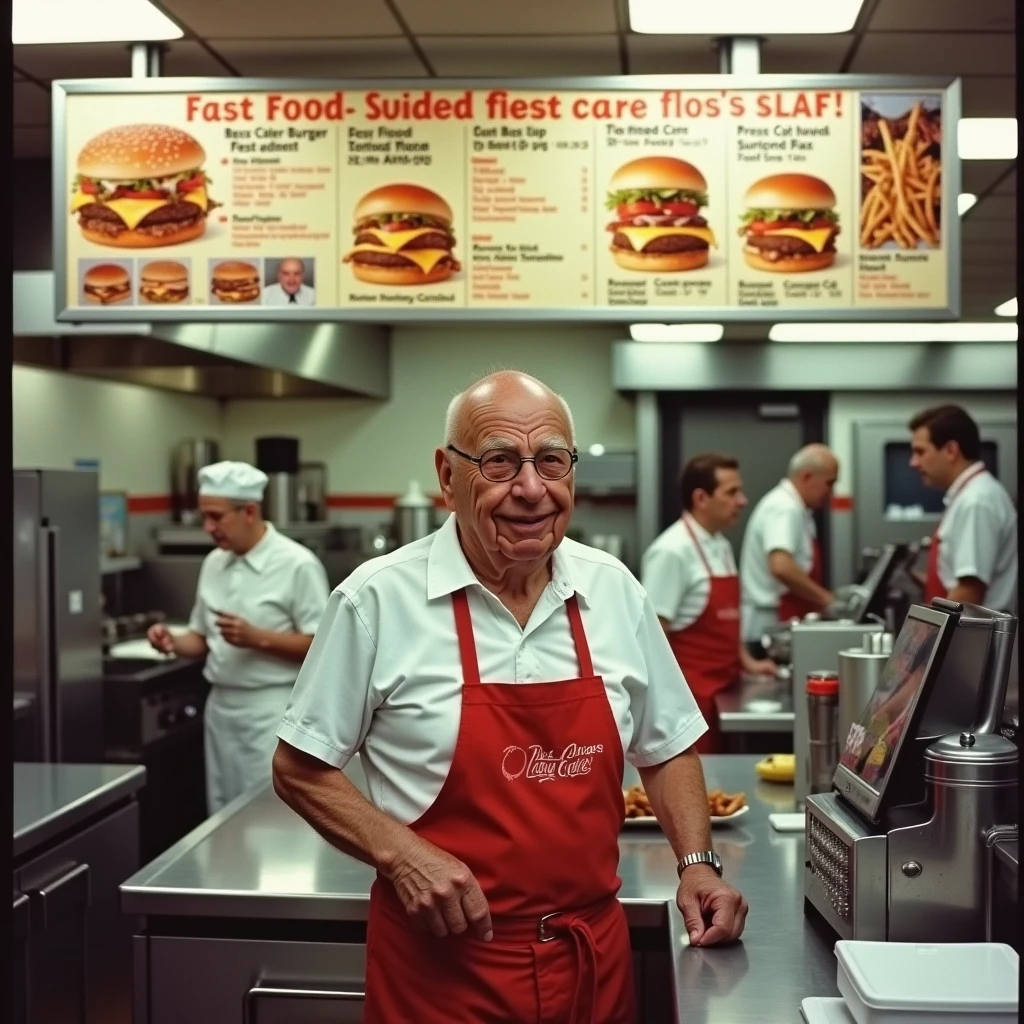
[676,850,722,878]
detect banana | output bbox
[755,754,796,783]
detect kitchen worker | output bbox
[641,452,777,754]
[263,257,316,306]
[147,461,329,813]
[908,404,1017,610]
[740,444,839,652]
[273,371,747,1023]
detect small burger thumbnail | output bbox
[739,174,839,272]
[140,261,190,304]
[82,263,131,305]
[343,184,460,286]
[69,124,216,249]
[605,156,715,272]
[210,261,261,304]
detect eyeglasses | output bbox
[446,444,578,483]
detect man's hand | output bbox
[677,864,748,947]
[386,835,493,941]
[147,623,175,654]
[215,613,262,649]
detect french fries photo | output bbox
[859,100,942,251]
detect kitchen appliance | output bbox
[394,480,435,547]
[298,462,328,522]
[805,600,1019,943]
[171,439,220,525]
[256,436,300,525]
[14,469,104,762]
[837,636,893,764]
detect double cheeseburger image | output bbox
[210,261,261,304]
[82,263,131,305]
[738,174,839,272]
[343,184,460,285]
[605,157,716,272]
[69,124,216,248]
[140,261,190,304]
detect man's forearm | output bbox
[255,631,315,663]
[770,553,833,608]
[172,631,209,659]
[948,578,987,607]
[638,748,712,861]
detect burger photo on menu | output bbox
[738,174,839,273]
[139,260,190,304]
[81,262,132,304]
[210,261,261,304]
[605,156,716,272]
[69,124,217,248]
[343,184,460,285]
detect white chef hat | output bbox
[197,461,268,503]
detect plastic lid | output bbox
[806,671,839,696]
[835,941,1019,1012]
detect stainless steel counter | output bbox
[124,755,838,1022]
[716,674,794,734]
[14,762,147,859]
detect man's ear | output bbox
[435,449,457,512]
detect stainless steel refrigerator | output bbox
[13,469,104,762]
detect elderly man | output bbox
[263,257,316,306]
[740,444,839,650]
[148,461,329,813]
[273,372,747,1024]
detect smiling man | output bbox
[273,371,747,1024]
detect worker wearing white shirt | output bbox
[262,257,316,306]
[147,461,329,813]
[273,371,747,1023]
[740,444,839,648]
[642,453,776,753]
[909,404,1017,611]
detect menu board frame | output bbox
[52,75,961,323]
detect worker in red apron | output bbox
[272,372,749,1021]
[909,404,1018,610]
[642,454,776,753]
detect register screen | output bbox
[839,615,942,795]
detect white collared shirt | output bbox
[641,516,737,632]
[263,282,316,307]
[740,479,816,642]
[188,523,331,688]
[278,514,707,824]
[937,462,1017,610]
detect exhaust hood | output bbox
[13,271,390,400]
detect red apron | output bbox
[666,516,741,754]
[777,535,823,623]
[363,588,635,1024]
[923,465,989,604]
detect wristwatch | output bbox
[677,850,723,878]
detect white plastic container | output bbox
[834,941,1019,1024]
[802,997,857,1023]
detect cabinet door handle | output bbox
[27,862,91,930]
[244,983,364,1024]
[13,892,31,942]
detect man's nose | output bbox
[512,461,547,498]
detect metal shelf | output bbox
[101,556,142,575]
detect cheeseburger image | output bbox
[82,263,131,304]
[738,173,839,272]
[605,156,715,272]
[343,184,460,286]
[69,124,216,248]
[140,261,190,304]
[210,261,261,304]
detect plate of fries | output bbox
[860,99,942,251]
[622,785,748,828]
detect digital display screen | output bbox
[839,614,942,795]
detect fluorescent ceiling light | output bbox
[957,193,978,216]
[769,322,1017,343]
[958,118,1017,160]
[12,0,183,44]
[994,298,1017,317]
[629,323,724,342]
[628,0,864,34]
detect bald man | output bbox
[273,371,747,1023]
[740,444,839,648]
[263,258,315,306]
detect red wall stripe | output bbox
[831,495,854,511]
[127,494,172,514]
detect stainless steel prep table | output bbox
[123,755,838,1023]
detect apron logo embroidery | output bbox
[501,743,604,783]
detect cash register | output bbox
[804,598,1018,943]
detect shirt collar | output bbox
[231,522,276,573]
[683,513,717,543]
[779,478,809,512]
[944,461,986,506]
[426,513,587,603]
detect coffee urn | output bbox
[298,462,328,522]
[171,438,220,524]
[256,437,300,524]
[837,632,893,752]
[394,481,435,547]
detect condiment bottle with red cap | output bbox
[807,671,840,795]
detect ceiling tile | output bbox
[851,32,1013,76]
[992,169,1015,196]
[395,0,618,35]
[162,41,235,76]
[961,76,1015,118]
[160,0,402,38]
[14,80,51,126]
[759,34,852,74]
[422,35,620,77]
[967,195,1016,221]
[962,160,1016,194]
[14,127,51,160]
[626,35,718,75]
[212,38,426,77]
[14,69,24,80]
[15,43,134,80]
[869,0,1014,31]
